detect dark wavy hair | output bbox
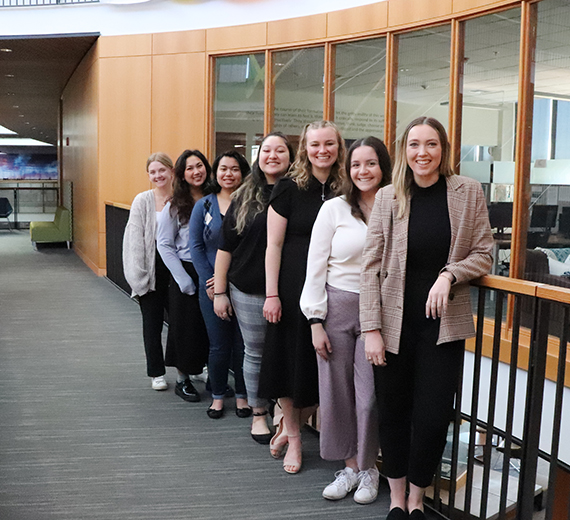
[210,151,251,194]
[231,132,295,235]
[345,136,392,223]
[171,149,212,225]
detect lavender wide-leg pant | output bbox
[317,285,379,470]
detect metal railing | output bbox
[429,275,570,520]
[1,0,97,7]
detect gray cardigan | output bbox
[122,190,158,297]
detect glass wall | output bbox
[461,9,521,281]
[333,38,386,145]
[214,53,265,164]
[524,0,570,321]
[273,47,325,150]
[396,25,451,140]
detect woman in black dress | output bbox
[261,121,346,473]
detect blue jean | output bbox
[198,285,246,400]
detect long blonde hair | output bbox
[393,116,454,218]
[289,120,346,194]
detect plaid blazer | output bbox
[359,174,494,354]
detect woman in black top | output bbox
[214,133,294,443]
[261,121,346,474]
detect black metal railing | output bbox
[1,0,97,7]
[429,275,570,520]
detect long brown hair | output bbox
[289,120,346,195]
[231,132,294,235]
[392,117,454,218]
[344,136,391,223]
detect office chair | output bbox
[0,197,14,231]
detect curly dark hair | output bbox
[170,149,212,225]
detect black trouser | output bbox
[164,261,209,376]
[138,250,169,377]
[374,317,464,488]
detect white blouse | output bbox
[300,196,368,321]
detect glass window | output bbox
[396,25,451,139]
[461,9,521,286]
[273,47,325,149]
[525,0,570,319]
[333,38,386,145]
[214,54,265,164]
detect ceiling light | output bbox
[5,74,14,78]
[25,122,30,125]
[19,114,24,117]
[0,48,12,53]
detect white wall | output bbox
[0,0,382,37]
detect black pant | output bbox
[138,250,169,377]
[374,317,464,488]
[164,261,209,376]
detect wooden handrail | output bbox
[473,274,570,305]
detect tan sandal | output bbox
[269,415,288,458]
[283,434,302,474]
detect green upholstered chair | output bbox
[30,206,72,249]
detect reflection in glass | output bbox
[273,47,325,149]
[334,39,386,145]
[214,54,265,164]
[396,25,451,139]
[525,0,570,313]
[461,9,521,284]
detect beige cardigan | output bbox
[122,190,157,298]
[359,175,494,354]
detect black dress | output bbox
[258,175,333,408]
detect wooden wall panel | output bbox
[152,30,206,55]
[388,0,453,27]
[452,0,518,15]
[98,34,152,58]
[151,53,207,159]
[206,23,266,52]
[268,14,326,45]
[327,2,388,38]
[61,43,101,275]
[98,55,152,230]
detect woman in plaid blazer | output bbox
[359,117,493,520]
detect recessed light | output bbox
[12,105,19,108]
[25,122,30,125]
[19,114,24,117]
[0,48,13,53]
[5,74,14,78]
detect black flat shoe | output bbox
[386,507,408,520]
[236,407,252,418]
[175,379,200,402]
[251,432,273,444]
[207,407,224,419]
[408,510,425,520]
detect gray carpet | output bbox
[0,231,393,520]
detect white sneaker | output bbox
[190,367,208,384]
[322,467,359,500]
[354,467,379,504]
[151,375,168,391]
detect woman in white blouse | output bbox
[157,150,211,403]
[300,137,391,504]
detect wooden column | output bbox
[323,42,336,121]
[510,1,537,282]
[206,55,216,160]
[264,49,274,135]
[384,32,398,158]
[449,19,465,175]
